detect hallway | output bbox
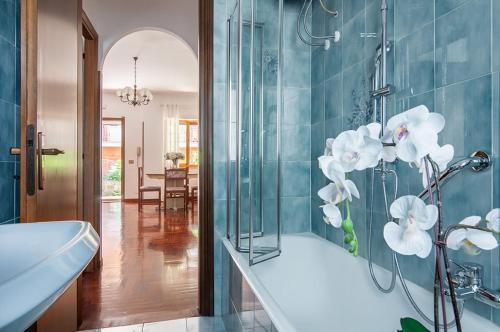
[80,202,199,330]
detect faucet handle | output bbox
[450,261,483,287]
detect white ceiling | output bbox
[102,30,198,93]
[83,0,198,66]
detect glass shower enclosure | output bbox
[226,0,283,265]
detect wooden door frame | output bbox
[102,117,126,199]
[198,0,214,316]
[20,0,37,222]
[81,10,102,272]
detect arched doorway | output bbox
[81,29,200,330]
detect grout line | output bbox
[434,0,473,20]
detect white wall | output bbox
[83,0,198,67]
[102,90,198,199]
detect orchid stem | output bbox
[428,157,462,332]
[342,199,358,256]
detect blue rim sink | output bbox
[0,221,99,331]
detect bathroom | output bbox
[0,0,499,332]
[214,0,500,331]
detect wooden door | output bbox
[20,0,82,330]
[20,0,81,222]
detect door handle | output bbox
[42,148,65,156]
[37,132,64,190]
[10,147,20,155]
[37,132,65,190]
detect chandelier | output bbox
[116,56,153,107]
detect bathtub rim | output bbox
[222,236,298,332]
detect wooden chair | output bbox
[191,186,198,209]
[164,168,189,211]
[138,166,161,211]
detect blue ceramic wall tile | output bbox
[435,0,469,18]
[283,0,306,51]
[311,0,325,36]
[435,0,491,88]
[394,0,434,41]
[213,82,227,123]
[341,0,364,23]
[310,122,325,160]
[0,162,14,224]
[0,0,18,225]
[213,122,227,162]
[280,196,310,233]
[323,0,342,79]
[15,0,20,48]
[324,116,342,140]
[0,37,16,104]
[434,74,491,157]
[283,49,311,88]
[311,47,324,86]
[281,161,311,197]
[310,160,326,197]
[311,82,325,124]
[311,197,326,238]
[0,0,15,45]
[325,215,344,246]
[0,99,15,162]
[282,124,311,161]
[342,61,371,129]
[341,10,365,69]
[395,22,434,98]
[324,73,342,120]
[493,0,500,72]
[283,87,311,125]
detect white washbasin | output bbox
[0,221,99,331]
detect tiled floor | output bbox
[79,202,199,329]
[80,317,226,332]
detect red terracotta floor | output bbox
[79,202,199,330]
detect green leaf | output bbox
[400,318,430,332]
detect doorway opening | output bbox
[101,118,125,201]
[80,27,201,330]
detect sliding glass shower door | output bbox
[226,0,283,265]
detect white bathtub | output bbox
[223,233,498,332]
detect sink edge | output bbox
[0,221,99,332]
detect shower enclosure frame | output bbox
[225,0,283,266]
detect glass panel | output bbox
[226,0,282,265]
[178,123,187,165]
[102,120,122,198]
[190,124,199,148]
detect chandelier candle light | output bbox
[116,56,153,107]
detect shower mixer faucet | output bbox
[446,262,500,309]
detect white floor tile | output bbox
[143,319,187,332]
[82,324,143,332]
[186,317,226,332]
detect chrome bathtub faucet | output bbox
[446,262,500,309]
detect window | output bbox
[178,119,199,167]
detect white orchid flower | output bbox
[386,105,445,163]
[383,195,438,258]
[446,216,498,255]
[486,208,500,232]
[363,122,397,162]
[322,204,342,228]
[318,173,360,205]
[318,169,359,228]
[418,144,454,188]
[331,124,383,172]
